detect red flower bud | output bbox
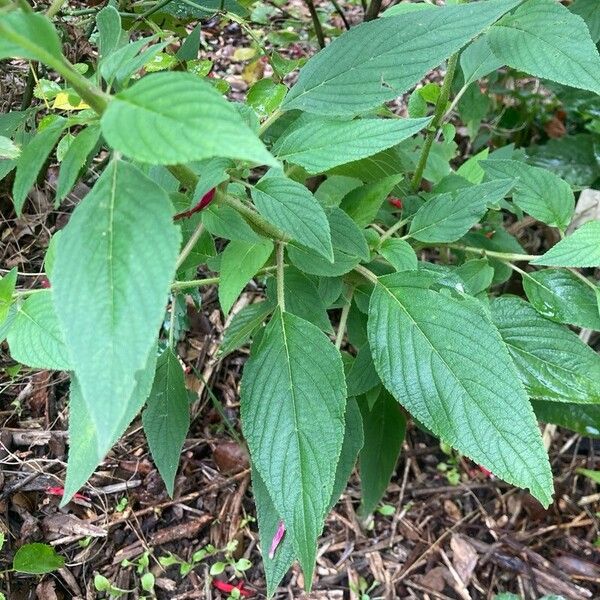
[388,197,403,210]
[212,580,254,597]
[173,188,216,221]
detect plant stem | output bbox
[46,0,68,17]
[258,108,283,136]
[12,287,48,299]
[353,264,379,284]
[410,52,459,192]
[448,244,538,262]
[167,164,199,190]
[276,242,286,310]
[567,267,599,292]
[168,295,177,348]
[335,291,352,350]
[304,0,326,49]
[379,216,411,243]
[330,0,350,30]
[221,195,291,242]
[175,222,205,270]
[171,265,279,291]
[364,0,382,21]
[136,0,175,20]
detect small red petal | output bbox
[173,188,216,221]
[213,580,235,593]
[269,521,286,559]
[388,197,403,210]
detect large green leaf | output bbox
[52,161,180,454]
[287,207,369,276]
[408,179,514,243]
[482,159,574,230]
[570,0,600,43]
[531,400,600,438]
[7,291,70,371]
[460,34,504,86]
[346,343,380,397]
[531,221,600,267]
[282,0,520,116]
[251,177,333,260]
[63,348,157,502]
[0,11,62,61]
[491,296,600,404]
[488,0,600,94]
[218,239,273,314]
[56,124,101,203]
[358,391,406,516]
[522,269,600,331]
[272,117,430,173]
[101,72,276,166]
[13,116,66,215]
[368,273,553,506]
[241,310,346,585]
[96,5,122,61]
[142,348,190,497]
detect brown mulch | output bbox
[1,1,600,599]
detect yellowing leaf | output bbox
[233,47,257,61]
[52,92,90,110]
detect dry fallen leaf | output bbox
[451,534,479,584]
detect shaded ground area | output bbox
[1,1,600,598]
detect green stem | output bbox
[410,52,459,192]
[258,108,283,136]
[335,290,352,350]
[176,222,205,270]
[167,164,199,190]
[136,0,175,20]
[353,264,379,285]
[276,242,286,310]
[379,216,411,244]
[171,265,279,291]
[12,287,48,299]
[46,0,68,17]
[168,295,177,348]
[221,195,290,242]
[448,244,538,262]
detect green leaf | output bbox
[247,79,287,117]
[0,135,20,160]
[288,208,369,276]
[460,35,504,86]
[488,0,600,94]
[220,300,274,357]
[52,161,180,453]
[531,400,600,438]
[267,268,332,333]
[282,0,520,116]
[408,179,514,243]
[522,269,600,331]
[252,177,333,260]
[96,6,122,60]
[241,310,346,585]
[368,273,553,506]
[272,116,430,173]
[143,348,190,497]
[358,391,406,516]
[339,175,403,228]
[64,348,157,502]
[346,343,380,397]
[491,296,600,404]
[13,116,66,215]
[100,37,166,85]
[101,72,276,166]
[219,239,273,314]
[0,11,62,62]
[482,159,574,230]
[455,259,494,296]
[570,0,600,43]
[0,267,17,324]
[327,397,364,512]
[252,467,295,598]
[56,124,101,203]
[0,304,17,344]
[7,291,70,370]
[378,238,418,272]
[531,221,600,267]
[13,543,64,575]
